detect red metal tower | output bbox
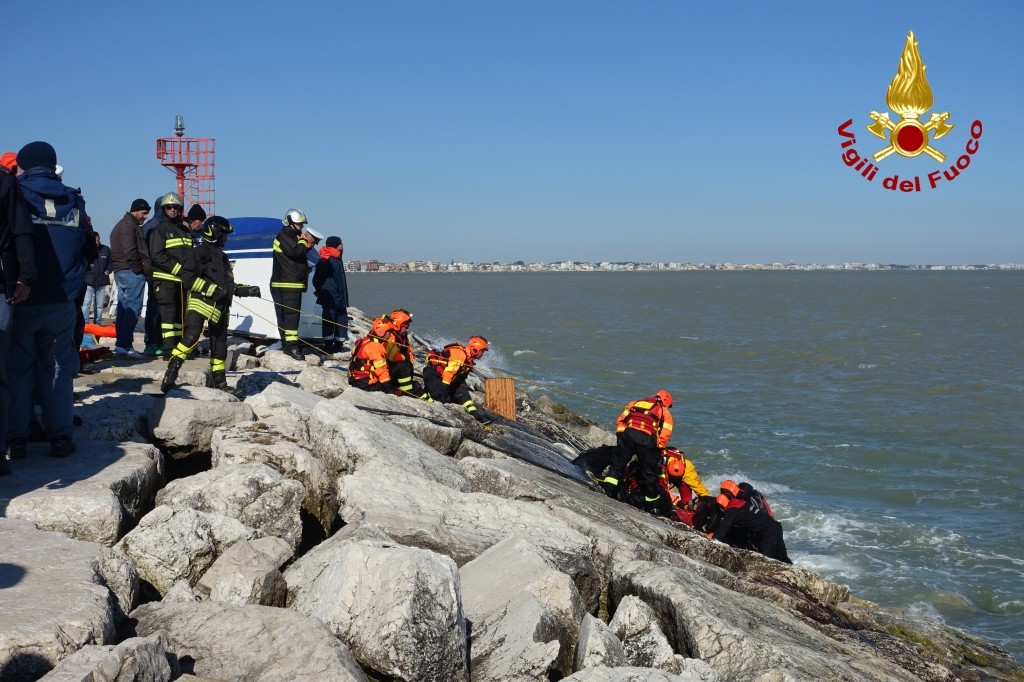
[155,115,215,215]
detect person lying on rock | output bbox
[692,480,792,564]
[160,216,261,396]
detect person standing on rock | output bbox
[271,209,320,360]
[600,390,675,515]
[147,193,192,357]
[312,235,349,354]
[423,335,492,423]
[0,150,36,475]
[160,216,260,396]
[7,141,91,459]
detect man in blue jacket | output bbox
[7,141,92,459]
[312,235,349,353]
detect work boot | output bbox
[283,342,304,361]
[161,356,184,394]
[50,435,76,458]
[599,478,620,499]
[0,456,10,475]
[7,438,27,459]
[209,370,245,399]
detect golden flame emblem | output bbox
[867,31,953,162]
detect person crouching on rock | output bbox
[423,336,492,424]
[160,217,261,396]
[694,480,792,564]
[348,315,409,396]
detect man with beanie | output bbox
[185,205,206,246]
[8,141,90,459]
[110,198,152,357]
[0,151,36,474]
[312,235,349,354]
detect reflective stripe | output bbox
[603,477,619,486]
[164,238,191,248]
[271,281,305,289]
[211,359,226,372]
[152,271,182,282]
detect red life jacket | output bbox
[623,399,662,435]
[427,342,474,379]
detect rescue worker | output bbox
[146,192,192,356]
[423,335,492,424]
[662,447,710,508]
[160,216,261,395]
[695,480,792,564]
[348,316,402,394]
[271,208,320,360]
[384,308,428,399]
[600,390,675,514]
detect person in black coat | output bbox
[312,235,349,354]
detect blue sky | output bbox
[6,2,1022,265]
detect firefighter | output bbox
[146,193,193,356]
[599,390,675,514]
[348,316,402,394]
[423,336,491,424]
[160,216,261,395]
[696,480,792,564]
[383,308,428,399]
[271,208,320,360]
[662,447,710,507]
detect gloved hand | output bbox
[235,285,261,298]
[210,286,227,303]
[473,411,492,425]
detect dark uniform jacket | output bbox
[147,215,192,283]
[182,241,234,314]
[0,170,36,294]
[271,227,311,291]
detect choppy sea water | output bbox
[349,270,1024,663]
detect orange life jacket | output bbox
[427,342,474,384]
[349,335,394,384]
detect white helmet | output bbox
[283,208,307,226]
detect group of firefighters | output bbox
[153,207,790,563]
[573,390,792,564]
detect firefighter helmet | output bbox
[371,316,394,339]
[665,457,685,478]
[720,479,741,499]
[467,336,489,359]
[158,192,184,209]
[201,216,234,244]
[655,389,673,408]
[283,208,308,226]
[389,309,412,331]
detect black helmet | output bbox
[691,496,722,534]
[201,216,233,244]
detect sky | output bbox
[6,2,1022,265]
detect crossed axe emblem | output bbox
[867,111,954,162]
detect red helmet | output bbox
[655,389,673,408]
[467,336,489,359]
[389,309,412,331]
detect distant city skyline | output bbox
[344,259,1023,273]
[6,3,1022,265]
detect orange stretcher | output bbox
[84,323,116,339]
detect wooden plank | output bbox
[485,377,516,421]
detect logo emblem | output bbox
[866,31,953,162]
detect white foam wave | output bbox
[512,349,536,356]
[858,363,879,369]
[793,553,862,580]
[679,335,699,340]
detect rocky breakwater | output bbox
[1,325,1022,681]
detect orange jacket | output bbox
[616,397,673,448]
[428,342,474,385]
[350,336,396,385]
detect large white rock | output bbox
[610,596,686,674]
[156,463,304,550]
[286,534,468,682]
[0,519,137,680]
[148,397,255,457]
[1,440,163,546]
[132,600,367,681]
[75,390,157,442]
[38,632,176,681]
[211,423,338,533]
[339,388,466,455]
[297,364,350,398]
[460,536,586,681]
[610,560,923,681]
[574,614,627,671]
[118,505,262,596]
[196,536,291,606]
[309,397,468,491]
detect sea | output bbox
[348,270,1024,664]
